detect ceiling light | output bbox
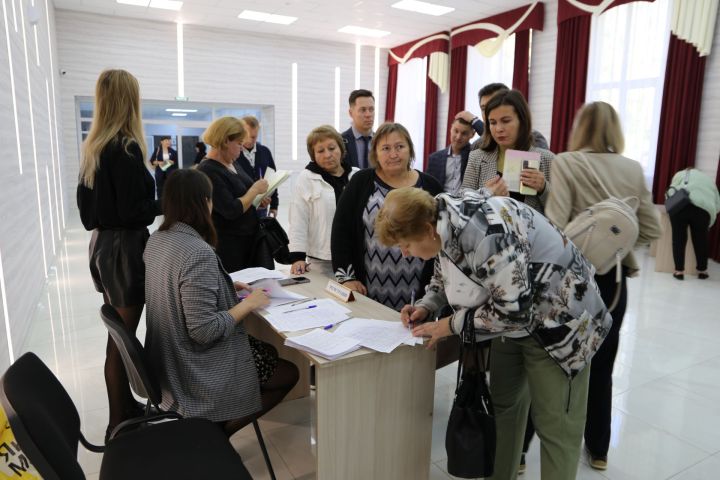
[149,0,183,11]
[165,108,197,112]
[116,0,149,6]
[171,112,187,116]
[338,25,391,38]
[391,0,454,16]
[238,10,297,25]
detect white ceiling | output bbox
[53,0,534,48]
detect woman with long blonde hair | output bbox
[77,69,160,441]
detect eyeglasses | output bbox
[379,144,408,154]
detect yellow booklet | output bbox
[503,150,541,196]
[253,167,290,208]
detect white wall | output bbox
[55,10,388,213]
[0,0,66,371]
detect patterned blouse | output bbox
[363,176,425,311]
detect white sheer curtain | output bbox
[586,0,672,186]
[395,57,428,171]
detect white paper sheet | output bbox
[284,329,360,360]
[333,318,419,353]
[229,267,287,284]
[264,298,351,332]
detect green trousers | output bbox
[488,336,590,480]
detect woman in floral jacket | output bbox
[375,187,611,480]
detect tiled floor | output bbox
[17,215,720,480]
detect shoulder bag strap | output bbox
[575,151,613,199]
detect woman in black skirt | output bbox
[77,69,160,439]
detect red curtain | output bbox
[549,15,591,154]
[445,46,468,145]
[385,64,398,122]
[710,157,720,262]
[424,60,439,169]
[652,34,707,203]
[513,30,531,100]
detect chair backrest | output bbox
[100,304,162,407]
[0,352,86,480]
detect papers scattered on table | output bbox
[242,279,307,308]
[334,318,421,353]
[265,298,352,332]
[284,329,361,361]
[230,267,287,284]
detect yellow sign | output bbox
[0,407,40,479]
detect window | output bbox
[464,34,516,114]
[394,57,428,170]
[586,0,671,186]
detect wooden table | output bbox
[244,270,436,480]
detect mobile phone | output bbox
[278,277,310,286]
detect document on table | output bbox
[230,267,287,284]
[333,318,421,353]
[264,298,351,332]
[284,329,361,360]
[245,279,307,308]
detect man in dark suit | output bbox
[237,115,278,218]
[426,118,475,194]
[341,89,375,169]
[455,82,549,150]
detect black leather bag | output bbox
[445,312,496,478]
[665,170,692,216]
[254,217,291,266]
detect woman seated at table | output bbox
[375,187,612,480]
[330,122,442,311]
[289,125,357,278]
[461,89,554,214]
[144,169,299,435]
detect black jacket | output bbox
[426,144,471,189]
[341,127,373,169]
[236,143,279,210]
[331,168,443,300]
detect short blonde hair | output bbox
[306,125,346,162]
[568,101,625,154]
[202,116,246,150]
[375,187,437,246]
[369,122,415,170]
[242,115,260,129]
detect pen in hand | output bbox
[408,290,416,329]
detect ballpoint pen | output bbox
[282,304,317,314]
[408,290,416,329]
[323,324,334,330]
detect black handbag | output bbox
[665,169,692,216]
[254,217,291,265]
[445,312,496,478]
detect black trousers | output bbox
[670,204,710,271]
[523,267,627,458]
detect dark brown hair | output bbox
[159,169,217,247]
[348,89,374,106]
[481,89,533,152]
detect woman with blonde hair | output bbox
[76,69,160,440]
[197,116,272,272]
[545,101,661,469]
[288,125,357,277]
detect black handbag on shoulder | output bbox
[445,311,496,478]
[665,169,692,216]
[254,216,291,266]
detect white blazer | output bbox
[288,168,357,261]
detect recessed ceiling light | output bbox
[149,0,183,11]
[238,10,298,25]
[116,0,149,6]
[391,0,454,16]
[171,112,187,116]
[165,108,198,113]
[338,25,391,38]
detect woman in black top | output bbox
[76,69,160,439]
[194,141,206,165]
[197,117,271,273]
[150,135,178,199]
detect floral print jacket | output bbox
[416,190,612,378]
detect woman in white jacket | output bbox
[289,125,357,277]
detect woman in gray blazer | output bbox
[144,169,298,434]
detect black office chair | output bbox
[0,352,252,480]
[100,304,277,480]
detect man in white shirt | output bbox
[426,118,475,194]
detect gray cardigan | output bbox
[144,222,261,421]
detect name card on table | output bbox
[325,280,355,303]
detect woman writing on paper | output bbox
[461,89,554,213]
[144,169,298,435]
[289,125,357,277]
[375,187,611,480]
[197,117,273,272]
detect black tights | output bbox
[222,358,300,436]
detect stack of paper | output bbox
[252,167,290,208]
[237,279,308,308]
[264,298,352,332]
[230,267,287,284]
[334,318,422,353]
[284,329,361,360]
